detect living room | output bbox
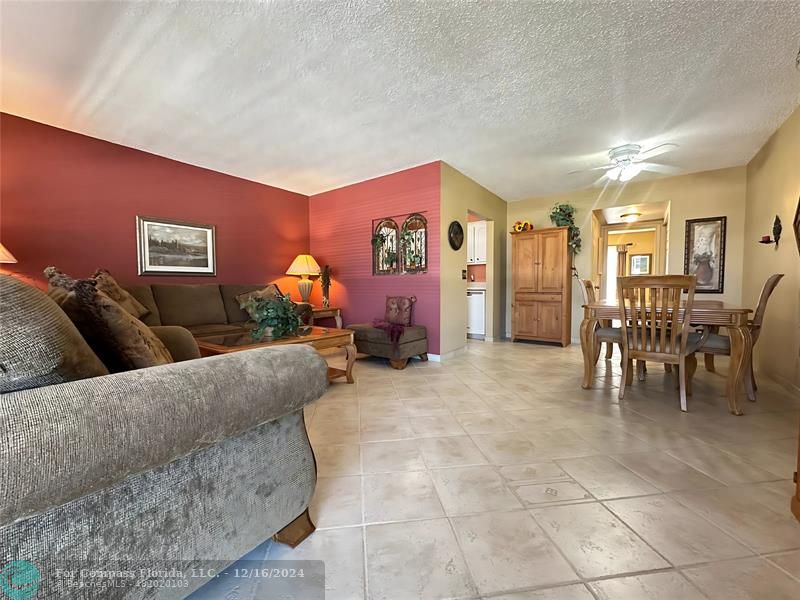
[2,2,800,599]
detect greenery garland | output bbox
[549,203,582,255]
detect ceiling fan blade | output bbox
[592,173,610,187]
[637,162,682,175]
[636,143,678,161]
[568,164,615,175]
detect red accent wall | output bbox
[0,113,309,295]
[309,163,441,353]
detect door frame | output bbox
[598,220,666,300]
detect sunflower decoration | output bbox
[512,220,533,233]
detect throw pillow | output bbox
[385,295,416,326]
[235,283,282,308]
[45,267,173,373]
[92,268,150,319]
[0,274,109,393]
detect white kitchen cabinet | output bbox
[467,221,487,264]
[467,289,485,335]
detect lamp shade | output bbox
[286,254,321,276]
[0,243,18,264]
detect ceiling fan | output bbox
[571,143,680,185]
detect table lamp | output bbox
[0,242,18,264]
[286,254,321,303]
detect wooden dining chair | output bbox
[699,273,783,400]
[579,279,619,363]
[617,275,702,411]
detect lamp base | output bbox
[297,278,313,303]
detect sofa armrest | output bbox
[151,325,201,361]
[0,344,328,523]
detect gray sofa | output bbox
[0,276,328,598]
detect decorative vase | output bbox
[322,296,330,308]
[251,326,274,341]
[694,258,713,285]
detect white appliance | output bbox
[467,288,485,336]
[467,221,487,264]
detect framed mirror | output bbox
[372,218,399,275]
[401,213,428,273]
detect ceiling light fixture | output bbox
[620,212,642,223]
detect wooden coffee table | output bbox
[196,326,356,383]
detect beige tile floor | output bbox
[265,341,800,599]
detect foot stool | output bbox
[348,323,428,369]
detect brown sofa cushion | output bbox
[126,285,161,326]
[151,284,227,327]
[221,284,264,323]
[0,274,108,392]
[349,323,427,344]
[92,269,149,318]
[385,295,416,325]
[45,268,173,373]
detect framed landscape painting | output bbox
[136,216,216,276]
[684,216,726,293]
[630,253,652,275]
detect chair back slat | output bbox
[752,274,784,328]
[617,275,697,361]
[579,279,597,306]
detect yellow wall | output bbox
[607,230,657,275]
[507,166,747,338]
[743,105,800,391]
[440,162,507,355]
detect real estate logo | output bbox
[0,561,40,600]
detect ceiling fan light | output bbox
[619,163,643,182]
[620,212,642,223]
[605,166,622,181]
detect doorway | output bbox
[592,203,669,301]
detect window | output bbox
[400,213,428,273]
[372,219,399,275]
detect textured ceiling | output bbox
[2,1,799,201]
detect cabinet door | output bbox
[537,230,565,293]
[474,221,487,263]
[467,222,475,263]
[536,301,563,340]
[513,300,538,337]
[513,235,537,293]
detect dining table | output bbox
[579,299,753,415]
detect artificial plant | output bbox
[240,294,301,341]
[549,203,582,255]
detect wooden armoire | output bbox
[511,226,572,346]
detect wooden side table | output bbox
[311,306,342,329]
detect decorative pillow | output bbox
[45,267,173,373]
[385,295,416,326]
[92,268,150,319]
[0,274,109,393]
[235,283,282,308]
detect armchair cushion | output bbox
[0,274,108,393]
[150,325,201,361]
[385,295,416,326]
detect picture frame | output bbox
[684,216,726,293]
[630,253,652,275]
[136,216,216,276]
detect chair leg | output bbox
[617,343,625,368]
[744,359,757,402]
[389,358,408,370]
[678,357,688,412]
[750,360,757,391]
[593,336,602,365]
[605,341,614,360]
[418,353,429,362]
[636,360,646,381]
[704,353,716,373]
[619,353,631,400]
[686,354,697,396]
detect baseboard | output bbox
[428,347,468,362]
